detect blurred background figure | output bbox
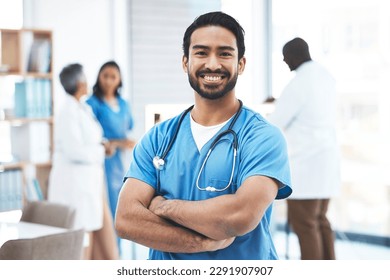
[48,63,118,259]
[86,61,136,252]
[87,61,136,219]
[268,37,340,260]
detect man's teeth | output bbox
[204,75,222,81]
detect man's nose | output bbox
[205,54,222,71]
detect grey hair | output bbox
[59,63,86,95]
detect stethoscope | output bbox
[153,99,243,192]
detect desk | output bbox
[0,221,67,248]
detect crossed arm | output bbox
[115,175,278,253]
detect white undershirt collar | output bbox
[190,115,231,152]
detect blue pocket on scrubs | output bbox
[206,178,237,196]
[200,138,238,196]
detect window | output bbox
[272,0,390,237]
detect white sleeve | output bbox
[268,77,307,130]
[57,108,104,164]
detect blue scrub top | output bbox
[86,95,134,139]
[87,94,134,219]
[125,105,292,260]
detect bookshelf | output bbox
[0,29,53,210]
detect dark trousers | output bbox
[287,199,336,260]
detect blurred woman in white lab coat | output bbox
[268,38,340,260]
[48,63,118,259]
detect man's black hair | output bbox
[182,11,245,60]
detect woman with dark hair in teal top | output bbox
[87,61,136,224]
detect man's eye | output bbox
[195,51,207,56]
[220,52,232,57]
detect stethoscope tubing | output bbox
[161,105,194,160]
[155,100,243,191]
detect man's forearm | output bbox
[149,195,241,240]
[115,199,233,253]
[149,176,278,240]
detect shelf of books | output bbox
[0,29,53,211]
[0,163,25,212]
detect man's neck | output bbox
[191,94,240,126]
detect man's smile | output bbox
[198,72,227,85]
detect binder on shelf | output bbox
[21,31,34,72]
[27,38,51,73]
[14,169,23,209]
[43,79,52,117]
[0,170,7,211]
[33,79,42,117]
[13,79,52,118]
[0,169,23,212]
[0,169,10,211]
[25,78,35,117]
[14,82,27,118]
[26,178,43,201]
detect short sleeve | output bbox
[86,95,100,118]
[123,127,158,189]
[268,76,307,130]
[238,119,292,199]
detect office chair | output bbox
[20,200,76,229]
[0,228,85,260]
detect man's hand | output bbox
[149,195,167,215]
[148,195,235,248]
[144,176,279,240]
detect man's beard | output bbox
[188,69,238,100]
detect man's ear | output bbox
[238,56,246,75]
[182,55,188,73]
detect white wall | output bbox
[23,0,268,139]
[127,0,221,138]
[23,0,124,114]
[221,0,269,105]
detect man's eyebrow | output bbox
[191,45,236,51]
[192,45,210,50]
[218,46,235,51]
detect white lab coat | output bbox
[268,61,340,199]
[48,94,105,231]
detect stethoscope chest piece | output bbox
[153,156,165,170]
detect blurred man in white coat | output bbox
[268,37,340,260]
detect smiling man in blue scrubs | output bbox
[115,11,292,260]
